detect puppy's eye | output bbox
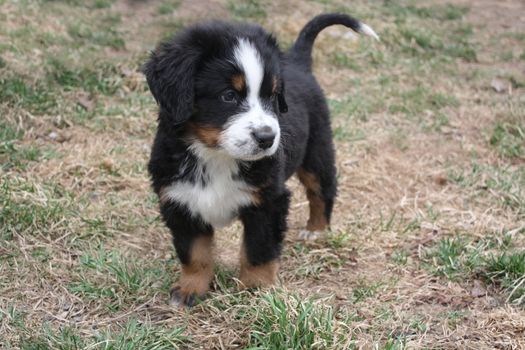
[221,90,237,104]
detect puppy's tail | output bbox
[289,13,379,71]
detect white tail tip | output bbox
[359,23,380,41]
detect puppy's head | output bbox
[144,22,288,161]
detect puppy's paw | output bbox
[169,286,202,308]
[239,260,279,289]
[297,229,322,241]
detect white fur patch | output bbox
[298,230,322,241]
[220,38,280,161]
[359,23,380,41]
[235,38,264,103]
[161,142,256,228]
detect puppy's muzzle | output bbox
[251,126,276,150]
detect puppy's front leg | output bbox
[160,201,214,307]
[239,190,290,288]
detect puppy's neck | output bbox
[187,140,241,174]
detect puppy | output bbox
[144,13,378,306]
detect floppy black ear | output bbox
[143,40,199,125]
[278,80,288,113]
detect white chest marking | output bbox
[162,143,255,228]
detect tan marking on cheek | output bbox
[232,74,246,92]
[188,123,222,147]
[159,187,170,205]
[176,235,214,298]
[250,189,262,206]
[297,168,328,231]
[272,76,278,94]
[239,245,279,289]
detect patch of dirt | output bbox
[461,0,525,32]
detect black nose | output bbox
[251,127,276,150]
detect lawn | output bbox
[1,0,524,348]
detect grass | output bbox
[1,144,42,170]
[41,0,116,8]
[228,0,267,20]
[483,252,525,304]
[423,234,525,304]
[383,2,469,21]
[393,21,476,62]
[423,236,473,279]
[449,163,525,217]
[0,76,58,114]
[490,121,525,160]
[351,282,383,303]
[13,319,188,349]
[46,58,121,95]
[158,1,180,15]
[389,87,459,116]
[329,93,385,122]
[0,120,23,159]
[0,178,71,239]
[66,14,125,50]
[1,0,525,348]
[69,248,173,310]
[391,249,409,266]
[246,293,344,349]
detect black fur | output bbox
[291,13,363,71]
[240,189,291,265]
[144,13,373,300]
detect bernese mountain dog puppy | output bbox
[143,13,378,307]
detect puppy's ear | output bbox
[143,41,199,125]
[277,80,288,113]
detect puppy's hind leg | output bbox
[297,142,337,241]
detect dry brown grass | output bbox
[1,0,524,349]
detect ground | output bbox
[1,0,524,349]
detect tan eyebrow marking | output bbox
[272,76,278,94]
[232,74,246,92]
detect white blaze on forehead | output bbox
[233,38,264,103]
[219,37,280,161]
